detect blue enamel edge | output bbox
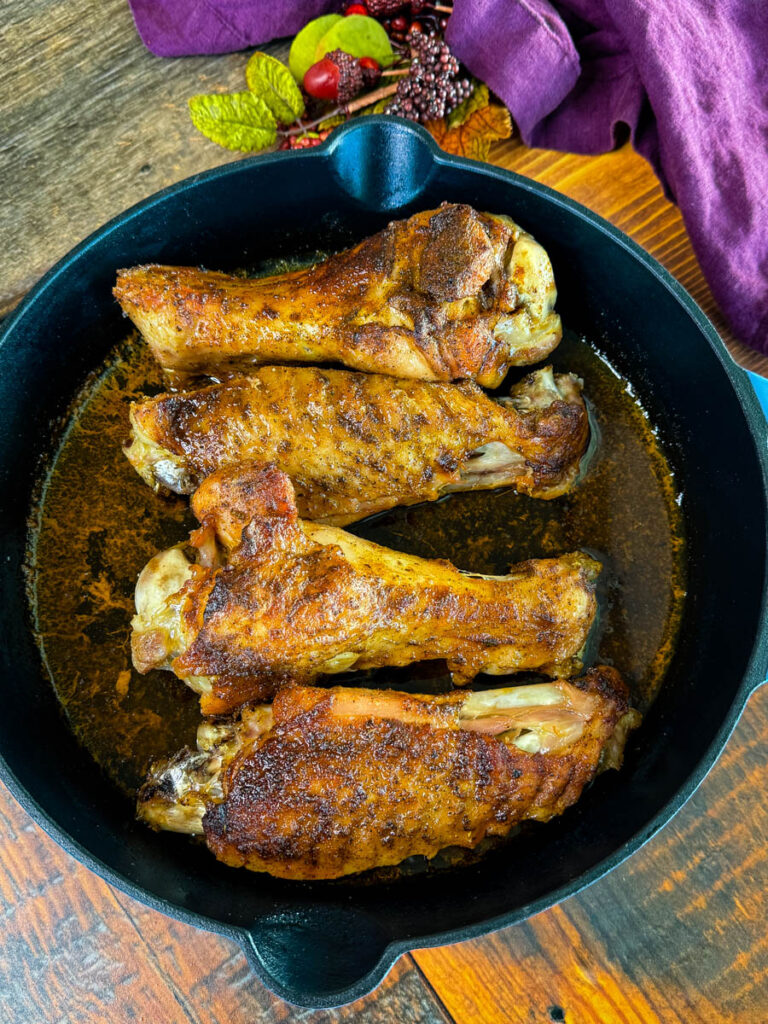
[745,367,768,422]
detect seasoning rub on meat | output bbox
[138,670,639,879]
[125,364,589,525]
[131,463,601,715]
[114,204,562,386]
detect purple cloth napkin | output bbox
[128,0,768,352]
[447,0,768,351]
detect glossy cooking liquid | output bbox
[27,332,685,799]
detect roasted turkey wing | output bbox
[137,669,639,879]
[125,364,589,524]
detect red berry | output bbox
[409,19,423,32]
[288,131,330,150]
[345,2,368,13]
[358,55,382,87]
[391,14,408,31]
[303,58,340,101]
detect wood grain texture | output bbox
[0,791,449,1024]
[2,0,246,315]
[3,0,768,1021]
[413,688,768,1024]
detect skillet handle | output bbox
[324,115,438,212]
[741,368,768,694]
[235,906,397,1008]
[744,367,768,421]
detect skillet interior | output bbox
[1,119,767,1006]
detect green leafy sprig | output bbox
[188,91,278,153]
[189,52,305,154]
[187,11,511,157]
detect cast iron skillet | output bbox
[1,118,768,1009]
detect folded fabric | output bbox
[128,0,335,55]
[448,0,768,351]
[127,0,768,352]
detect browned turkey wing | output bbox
[137,670,638,879]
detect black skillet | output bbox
[1,118,768,1008]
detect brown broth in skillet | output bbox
[26,330,685,808]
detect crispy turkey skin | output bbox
[137,670,638,879]
[113,204,562,386]
[125,365,589,524]
[131,464,600,714]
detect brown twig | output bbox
[344,81,399,114]
[280,113,337,137]
[279,82,399,138]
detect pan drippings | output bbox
[27,331,685,800]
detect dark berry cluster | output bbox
[365,0,431,12]
[387,30,472,123]
[366,0,409,14]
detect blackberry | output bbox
[304,50,366,104]
[325,49,365,104]
[359,56,383,88]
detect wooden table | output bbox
[3,3,768,1021]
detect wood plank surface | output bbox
[0,778,449,1024]
[414,686,768,1024]
[2,1,768,1021]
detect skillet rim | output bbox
[1,116,767,1005]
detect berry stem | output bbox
[343,81,399,114]
[381,67,410,77]
[280,113,340,137]
[278,82,399,140]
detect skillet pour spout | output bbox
[243,906,395,1008]
[1,117,768,1008]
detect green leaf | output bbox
[315,15,394,67]
[361,95,396,116]
[246,51,305,123]
[188,92,277,152]
[318,113,347,131]
[446,82,489,129]
[289,14,344,82]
